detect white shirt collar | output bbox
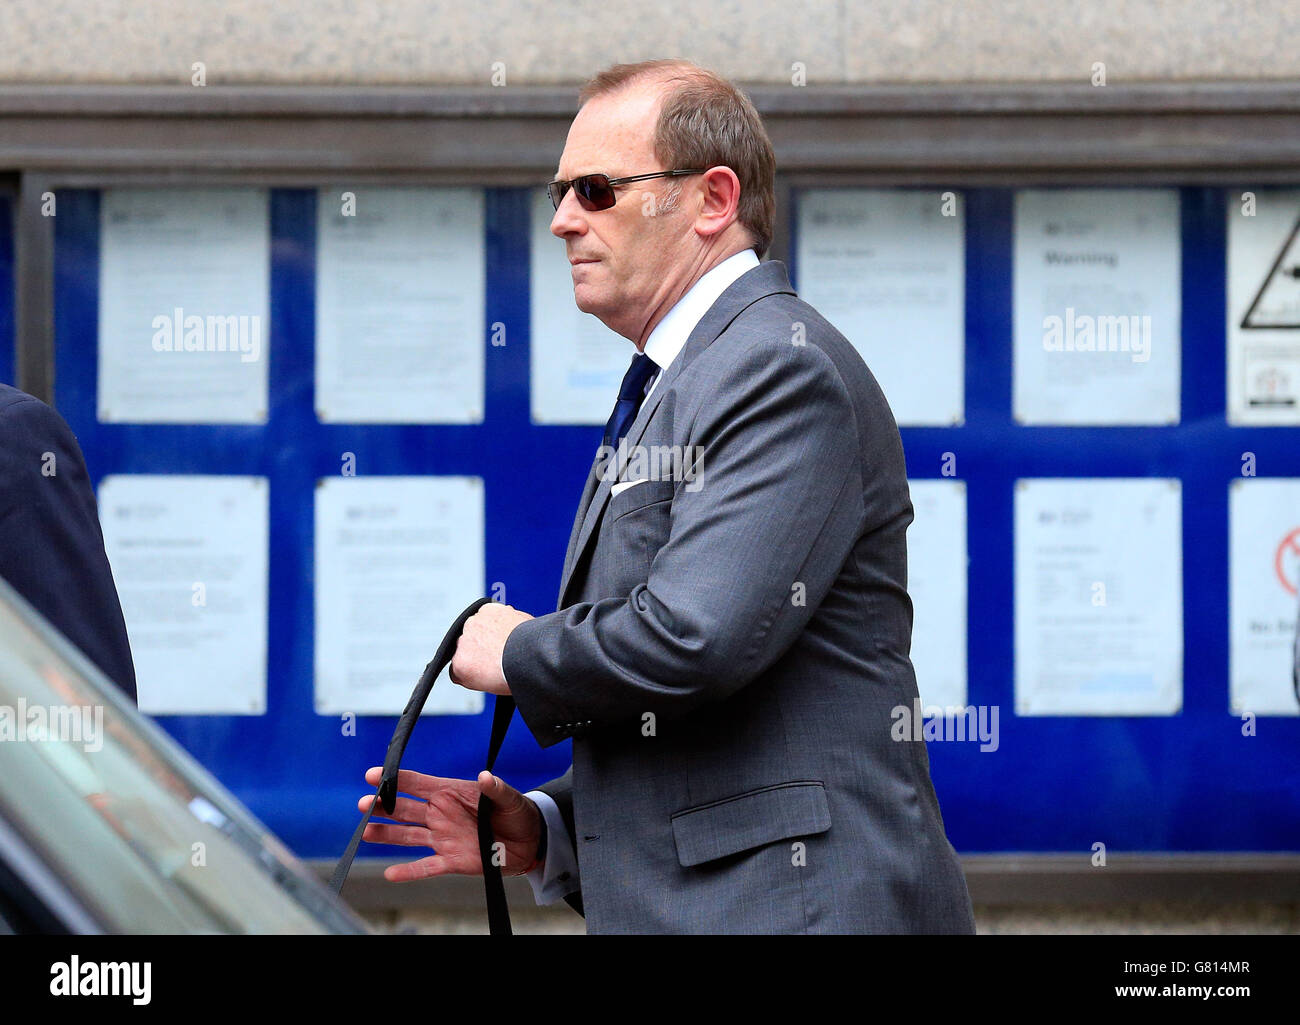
[641,249,760,397]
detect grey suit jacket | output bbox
[504,259,975,934]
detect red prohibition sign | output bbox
[1275,527,1300,597]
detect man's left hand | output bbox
[448,602,533,696]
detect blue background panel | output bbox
[788,185,1300,852]
[47,183,1300,860]
[54,187,575,858]
[0,191,13,385]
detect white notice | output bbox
[98,189,269,423]
[99,475,268,714]
[796,189,965,426]
[1013,189,1181,425]
[1226,189,1300,424]
[1015,478,1182,715]
[1229,478,1300,715]
[529,189,635,424]
[316,187,484,423]
[315,476,485,715]
[906,479,967,708]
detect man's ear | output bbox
[694,166,741,239]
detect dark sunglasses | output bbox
[547,169,705,212]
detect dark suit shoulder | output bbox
[0,384,137,702]
[0,386,93,513]
[0,385,85,463]
[0,382,35,416]
[1,382,60,425]
[2,382,51,415]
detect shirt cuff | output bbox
[523,790,581,905]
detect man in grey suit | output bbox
[359,58,975,934]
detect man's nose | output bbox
[550,190,587,239]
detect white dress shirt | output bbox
[510,248,761,904]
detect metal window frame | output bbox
[5,81,1300,403]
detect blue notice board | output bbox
[47,184,1300,861]
[0,191,13,386]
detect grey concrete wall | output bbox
[361,902,1300,935]
[322,862,1300,935]
[3,0,1299,85]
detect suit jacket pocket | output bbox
[670,780,831,868]
[608,478,677,522]
[599,478,677,596]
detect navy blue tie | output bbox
[603,352,659,451]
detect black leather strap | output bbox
[330,596,515,935]
[477,692,516,936]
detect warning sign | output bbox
[1277,526,1300,597]
[1228,190,1300,424]
[1240,213,1300,329]
[1230,478,1300,715]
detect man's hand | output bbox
[358,766,545,879]
[448,601,533,696]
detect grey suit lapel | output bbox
[554,260,797,610]
[555,449,605,609]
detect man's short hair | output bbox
[579,59,777,259]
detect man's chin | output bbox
[572,288,605,317]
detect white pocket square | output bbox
[611,478,650,497]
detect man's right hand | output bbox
[357,767,544,881]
